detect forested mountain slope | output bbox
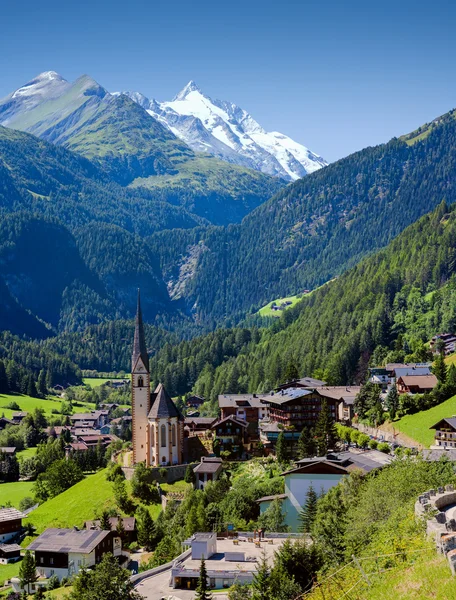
[141,201,456,402]
[0,73,285,225]
[149,109,456,323]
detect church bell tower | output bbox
[131,290,150,465]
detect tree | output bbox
[283,361,299,383]
[113,476,134,514]
[116,517,126,538]
[100,510,112,530]
[275,431,286,464]
[137,508,157,550]
[251,550,270,600]
[195,557,212,600]
[314,399,338,455]
[258,499,289,532]
[433,351,447,384]
[19,550,37,594]
[69,553,142,600]
[297,426,313,459]
[228,581,252,600]
[298,485,318,533]
[184,465,196,485]
[354,383,384,426]
[34,458,84,499]
[37,369,47,397]
[385,386,399,419]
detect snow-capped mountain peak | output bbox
[173,80,203,101]
[11,71,67,99]
[121,83,327,181]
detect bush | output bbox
[368,439,378,450]
[377,442,391,454]
[159,467,168,482]
[106,463,125,481]
[47,574,60,590]
[19,496,35,512]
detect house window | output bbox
[161,424,166,447]
[50,558,54,565]
[172,424,176,447]
[40,557,44,564]
[151,427,154,445]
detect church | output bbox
[131,292,185,466]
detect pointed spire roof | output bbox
[132,289,149,372]
[148,384,183,419]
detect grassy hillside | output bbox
[257,295,302,317]
[0,393,95,419]
[0,481,34,508]
[22,469,121,534]
[392,394,456,448]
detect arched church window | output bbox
[138,376,144,387]
[161,424,166,447]
[172,424,176,447]
[150,427,154,446]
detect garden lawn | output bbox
[257,295,301,317]
[393,394,456,447]
[16,447,37,460]
[0,393,95,419]
[0,480,34,508]
[83,376,130,388]
[160,480,192,494]
[0,560,20,587]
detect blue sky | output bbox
[1,0,455,161]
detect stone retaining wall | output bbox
[415,484,456,574]
[122,463,198,483]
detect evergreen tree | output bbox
[195,557,212,600]
[251,550,270,600]
[297,426,313,459]
[100,510,112,530]
[433,351,447,384]
[116,516,126,538]
[0,361,8,393]
[184,464,196,485]
[298,485,318,533]
[19,550,37,594]
[27,375,38,398]
[314,399,338,455]
[385,386,399,419]
[35,586,46,599]
[275,431,286,464]
[283,361,299,383]
[137,508,157,550]
[37,369,47,397]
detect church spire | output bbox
[132,289,149,372]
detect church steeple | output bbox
[132,289,149,372]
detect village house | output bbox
[0,417,14,431]
[396,374,438,394]
[184,416,217,436]
[263,388,340,429]
[11,527,122,592]
[218,394,270,424]
[69,412,105,429]
[0,508,24,543]
[11,412,27,425]
[368,363,432,390]
[0,447,16,456]
[211,415,248,457]
[314,386,361,423]
[84,517,136,545]
[186,395,205,409]
[257,451,392,531]
[430,333,456,356]
[193,457,223,489]
[0,543,21,564]
[430,418,456,449]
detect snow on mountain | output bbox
[0,71,71,125]
[121,81,327,181]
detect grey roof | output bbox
[132,289,149,371]
[430,417,456,430]
[28,528,111,554]
[0,447,16,454]
[217,394,270,409]
[184,417,217,426]
[394,367,431,378]
[264,388,313,406]
[148,384,182,420]
[422,449,456,461]
[0,508,24,522]
[194,457,223,474]
[0,543,21,552]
